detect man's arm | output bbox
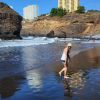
[67,54,71,62]
[67,49,71,62]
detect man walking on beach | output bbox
[59,43,72,79]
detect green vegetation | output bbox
[76,6,85,13]
[87,10,100,13]
[50,8,67,17]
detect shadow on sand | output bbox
[63,78,72,97]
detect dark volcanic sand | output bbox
[0,41,100,100]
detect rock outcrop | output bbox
[21,12,100,38]
[0,2,22,39]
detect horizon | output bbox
[0,0,100,16]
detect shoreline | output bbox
[0,36,100,48]
[0,40,100,80]
[0,35,100,40]
[20,34,100,40]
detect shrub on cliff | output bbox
[87,10,100,13]
[50,8,67,17]
[76,6,85,13]
[50,8,57,16]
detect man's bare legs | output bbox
[59,62,69,78]
[64,63,69,78]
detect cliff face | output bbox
[21,12,100,38]
[0,2,22,39]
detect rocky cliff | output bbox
[21,12,100,38]
[0,2,22,39]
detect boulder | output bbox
[0,2,22,39]
[47,30,54,37]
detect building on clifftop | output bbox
[23,5,38,21]
[58,0,80,12]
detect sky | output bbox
[0,0,100,16]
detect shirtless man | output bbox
[59,43,72,79]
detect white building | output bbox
[23,5,38,20]
[58,0,79,12]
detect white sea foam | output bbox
[59,38,73,42]
[22,36,34,40]
[59,38,82,42]
[81,40,100,43]
[0,37,55,48]
[86,34,100,39]
[0,36,99,48]
[92,35,100,40]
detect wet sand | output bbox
[0,41,100,100]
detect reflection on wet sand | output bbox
[0,75,25,99]
[0,45,99,100]
[26,70,42,91]
[63,79,72,97]
[70,70,86,89]
[70,47,100,71]
[61,47,100,98]
[62,70,86,97]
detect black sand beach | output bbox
[0,41,100,100]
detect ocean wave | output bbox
[0,37,55,48]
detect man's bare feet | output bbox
[64,76,69,79]
[59,72,61,76]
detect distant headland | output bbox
[21,12,100,38]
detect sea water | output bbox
[0,37,100,100]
